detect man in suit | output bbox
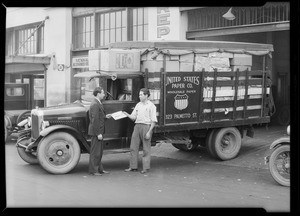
[88,86,111,176]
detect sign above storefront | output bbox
[148,7,184,40]
[72,56,88,68]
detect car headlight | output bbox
[287,125,290,136]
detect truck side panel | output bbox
[152,70,272,133]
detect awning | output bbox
[5,55,51,74]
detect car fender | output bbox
[270,137,290,150]
[40,125,90,152]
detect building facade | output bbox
[5,4,290,125]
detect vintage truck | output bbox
[16,40,275,174]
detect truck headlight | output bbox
[27,117,31,127]
[41,121,50,131]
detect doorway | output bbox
[21,74,45,109]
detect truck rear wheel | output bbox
[211,127,241,160]
[37,132,81,174]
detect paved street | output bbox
[4,125,290,211]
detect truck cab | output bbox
[16,70,144,174]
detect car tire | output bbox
[37,132,81,174]
[269,145,290,186]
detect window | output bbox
[6,87,25,96]
[33,78,45,100]
[74,15,95,49]
[6,24,44,56]
[78,76,133,102]
[107,78,132,101]
[97,10,127,46]
[73,8,148,49]
[131,8,148,41]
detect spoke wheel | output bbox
[37,132,81,174]
[212,127,241,160]
[269,145,290,186]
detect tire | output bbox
[16,110,31,124]
[206,129,217,158]
[269,145,290,186]
[172,142,198,151]
[37,132,81,174]
[17,136,39,164]
[211,127,242,160]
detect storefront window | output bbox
[97,10,127,47]
[74,15,95,49]
[73,8,148,49]
[6,87,25,96]
[132,7,148,41]
[6,24,44,56]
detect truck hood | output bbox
[33,103,88,119]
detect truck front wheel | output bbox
[211,127,241,160]
[17,136,39,164]
[37,132,81,174]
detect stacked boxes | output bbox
[88,50,102,71]
[100,49,140,72]
[88,49,141,72]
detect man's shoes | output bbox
[124,168,138,172]
[140,169,149,174]
[89,172,102,176]
[100,170,110,174]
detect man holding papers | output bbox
[123,88,157,174]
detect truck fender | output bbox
[40,125,90,153]
[270,137,290,150]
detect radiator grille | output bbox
[49,120,82,131]
[31,114,41,139]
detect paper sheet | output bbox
[111,111,127,120]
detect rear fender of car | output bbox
[40,125,90,153]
